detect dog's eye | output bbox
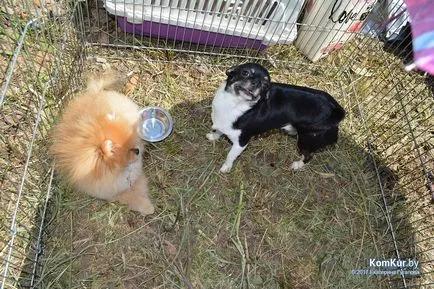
[241,70,250,77]
[130,148,140,155]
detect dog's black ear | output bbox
[226,66,236,76]
[261,77,271,98]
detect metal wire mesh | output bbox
[0,1,85,287]
[0,0,432,288]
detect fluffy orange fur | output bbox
[50,73,154,215]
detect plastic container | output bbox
[104,0,305,49]
[295,0,375,62]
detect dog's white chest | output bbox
[211,83,251,133]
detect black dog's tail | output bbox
[325,91,346,122]
[332,103,346,123]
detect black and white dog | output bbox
[206,63,345,173]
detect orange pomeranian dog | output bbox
[50,73,155,215]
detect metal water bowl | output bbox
[139,106,173,142]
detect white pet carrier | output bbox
[104,0,305,48]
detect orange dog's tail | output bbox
[86,71,128,93]
[50,71,137,183]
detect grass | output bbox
[1,3,432,286]
[0,4,83,287]
[37,47,427,288]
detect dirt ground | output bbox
[37,51,421,289]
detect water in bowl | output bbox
[142,118,165,141]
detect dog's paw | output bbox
[139,203,155,216]
[206,132,220,141]
[133,197,155,215]
[290,160,305,170]
[219,163,232,173]
[282,124,297,136]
